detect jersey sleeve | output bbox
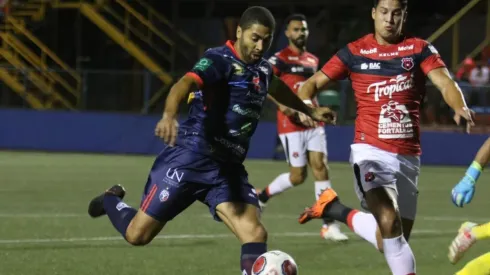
[321,47,350,80]
[185,52,228,88]
[268,55,288,76]
[419,43,446,75]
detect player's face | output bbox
[286,20,309,49]
[372,0,407,43]
[236,24,273,63]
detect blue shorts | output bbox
[140,145,259,222]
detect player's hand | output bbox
[310,107,336,125]
[451,175,476,207]
[453,107,475,133]
[295,112,318,128]
[155,114,179,146]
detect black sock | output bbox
[241,242,267,275]
[322,197,355,225]
[258,191,270,203]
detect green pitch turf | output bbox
[0,151,488,275]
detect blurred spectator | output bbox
[0,0,9,21]
[482,45,490,64]
[468,61,490,106]
[455,56,475,82]
[469,62,489,87]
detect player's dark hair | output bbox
[285,14,307,26]
[238,6,276,31]
[373,0,408,9]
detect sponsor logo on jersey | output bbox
[193,57,212,71]
[232,63,244,75]
[367,74,414,102]
[398,45,414,51]
[361,63,381,70]
[360,48,377,55]
[379,52,399,57]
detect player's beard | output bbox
[291,37,306,49]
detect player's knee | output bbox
[289,168,307,185]
[125,229,153,246]
[237,222,268,243]
[376,207,402,237]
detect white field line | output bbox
[0,213,486,223]
[0,229,454,245]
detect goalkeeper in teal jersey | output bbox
[448,137,490,275]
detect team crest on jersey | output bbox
[401,57,414,71]
[252,76,261,91]
[159,190,170,202]
[364,172,375,182]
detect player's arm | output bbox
[474,137,490,168]
[268,75,334,125]
[267,94,295,116]
[163,75,200,120]
[451,138,490,207]
[268,75,314,116]
[297,49,349,102]
[266,55,296,116]
[297,71,332,101]
[155,53,224,146]
[422,43,475,132]
[427,68,474,131]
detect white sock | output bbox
[383,235,416,275]
[266,173,293,196]
[349,210,379,249]
[314,180,332,200]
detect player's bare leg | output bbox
[216,202,267,275]
[299,187,416,275]
[308,150,348,242]
[364,187,416,275]
[257,166,306,208]
[124,211,166,245]
[88,184,166,246]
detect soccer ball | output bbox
[251,250,298,275]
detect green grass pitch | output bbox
[0,151,488,275]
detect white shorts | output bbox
[278,127,327,167]
[349,143,420,220]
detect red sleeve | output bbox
[321,55,349,80]
[420,44,446,75]
[185,72,204,88]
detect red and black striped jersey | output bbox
[322,34,446,155]
[268,47,321,134]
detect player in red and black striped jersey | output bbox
[297,1,475,274]
[256,14,348,242]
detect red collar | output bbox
[225,40,241,59]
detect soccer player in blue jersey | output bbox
[87,6,335,275]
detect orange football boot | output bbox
[298,188,338,224]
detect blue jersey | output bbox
[177,40,273,163]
